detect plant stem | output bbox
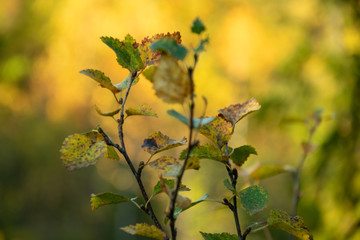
[226,163,242,240]
[292,117,321,216]
[98,71,168,239]
[168,54,198,240]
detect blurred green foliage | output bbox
[1,0,359,239]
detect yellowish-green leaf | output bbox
[80,69,120,94]
[152,178,189,196]
[90,192,130,210]
[126,104,157,117]
[268,210,313,240]
[218,98,261,127]
[94,105,121,117]
[152,55,191,104]
[149,156,177,170]
[114,73,140,91]
[83,130,119,160]
[141,131,186,156]
[60,133,107,171]
[199,117,233,149]
[121,223,164,240]
[250,165,287,180]
[239,185,269,215]
[174,193,209,218]
[163,163,182,177]
[200,232,238,240]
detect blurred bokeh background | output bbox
[1,0,359,239]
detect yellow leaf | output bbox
[152,55,191,104]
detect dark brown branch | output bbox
[168,54,198,240]
[98,71,167,239]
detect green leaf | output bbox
[174,193,209,218]
[152,55,191,104]
[126,104,157,117]
[114,73,140,91]
[191,18,206,34]
[94,105,121,117]
[60,133,107,171]
[200,232,238,240]
[101,35,144,72]
[218,97,261,126]
[149,156,178,170]
[121,223,164,240]
[167,109,215,128]
[139,32,182,66]
[80,69,120,94]
[141,131,186,156]
[250,165,287,180]
[268,210,313,240]
[150,37,188,60]
[199,117,233,149]
[239,185,269,215]
[180,144,224,163]
[90,192,130,210]
[230,145,257,167]
[142,65,157,82]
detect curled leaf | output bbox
[60,133,107,171]
[141,131,186,156]
[80,69,119,94]
[218,98,261,127]
[91,192,130,210]
[94,105,121,117]
[121,223,164,240]
[126,104,157,117]
[167,109,215,128]
[152,55,191,104]
[114,73,140,91]
[268,210,313,240]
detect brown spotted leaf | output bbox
[152,55,191,104]
[218,98,261,126]
[126,104,157,117]
[141,131,186,156]
[139,32,182,66]
[199,116,233,149]
[60,133,107,171]
[83,130,119,160]
[121,223,164,240]
[149,156,178,170]
[268,210,313,240]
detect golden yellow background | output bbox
[1,0,359,239]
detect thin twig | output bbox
[97,71,167,239]
[168,54,198,240]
